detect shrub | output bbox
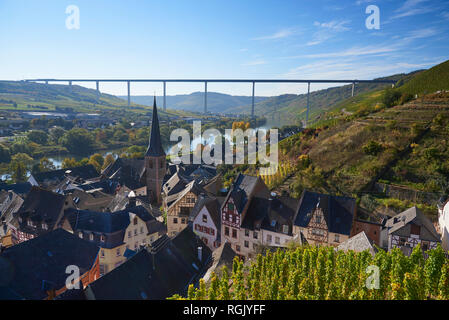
[362,140,384,156]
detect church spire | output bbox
[145,96,165,157]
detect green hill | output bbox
[399,60,449,95]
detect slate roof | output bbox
[163,171,193,196]
[0,191,24,233]
[294,190,355,236]
[166,180,208,211]
[202,241,236,283]
[101,158,146,191]
[241,196,299,234]
[222,173,267,214]
[85,226,211,300]
[31,165,99,186]
[64,205,162,249]
[15,187,67,236]
[0,229,99,300]
[384,206,440,242]
[189,194,221,229]
[0,182,32,196]
[336,231,378,256]
[145,97,165,157]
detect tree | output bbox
[60,128,94,155]
[89,153,104,171]
[10,153,33,182]
[362,140,384,156]
[49,126,66,144]
[61,157,78,169]
[0,144,11,163]
[27,130,48,145]
[32,157,56,174]
[383,88,401,108]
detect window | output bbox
[148,159,153,169]
[133,217,138,225]
[316,215,321,224]
[253,243,258,250]
[89,233,94,241]
[225,226,230,236]
[180,207,191,216]
[422,241,429,251]
[99,264,106,276]
[235,245,241,252]
[140,227,144,234]
[202,214,207,223]
[275,236,280,244]
[134,242,138,249]
[101,250,105,257]
[128,231,132,238]
[232,228,237,239]
[181,218,186,224]
[399,237,406,246]
[173,218,178,224]
[334,234,340,243]
[245,229,250,237]
[134,229,138,236]
[203,238,208,245]
[253,232,258,239]
[232,215,237,223]
[116,248,121,257]
[244,240,249,248]
[100,235,105,242]
[27,220,34,227]
[211,229,215,236]
[78,232,83,239]
[228,203,234,211]
[42,223,48,230]
[282,225,288,234]
[267,234,272,243]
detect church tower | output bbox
[145,96,166,205]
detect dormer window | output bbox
[133,217,138,225]
[89,233,94,241]
[79,232,83,239]
[100,235,105,242]
[282,225,288,234]
[42,223,48,230]
[27,220,34,227]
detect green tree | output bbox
[10,153,33,182]
[60,128,94,155]
[0,144,11,163]
[27,130,48,145]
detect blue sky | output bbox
[0,0,448,96]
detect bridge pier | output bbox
[204,81,208,114]
[96,81,100,93]
[127,81,131,107]
[69,81,72,91]
[305,82,310,128]
[251,81,255,119]
[163,81,166,111]
[351,82,355,97]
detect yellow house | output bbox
[62,205,166,275]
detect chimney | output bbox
[197,246,202,262]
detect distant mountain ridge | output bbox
[120,91,270,114]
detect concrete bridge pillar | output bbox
[351,82,355,97]
[305,82,310,128]
[127,81,131,107]
[163,81,166,111]
[204,81,208,114]
[251,81,255,119]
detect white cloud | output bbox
[390,0,435,20]
[313,20,351,32]
[252,29,294,40]
[403,27,438,41]
[285,45,398,59]
[306,20,351,46]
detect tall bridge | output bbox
[25,78,396,126]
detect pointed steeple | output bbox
[145,96,165,157]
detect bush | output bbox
[383,88,401,108]
[362,140,384,156]
[400,92,414,105]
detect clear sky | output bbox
[0,0,448,96]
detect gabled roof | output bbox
[189,194,221,229]
[0,191,23,229]
[31,165,98,186]
[0,229,99,300]
[85,226,211,300]
[336,231,377,256]
[145,97,165,157]
[202,241,236,283]
[294,190,355,236]
[64,205,157,249]
[16,187,66,235]
[0,182,32,196]
[385,206,440,242]
[222,173,267,213]
[166,180,208,211]
[241,196,298,234]
[163,171,193,196]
